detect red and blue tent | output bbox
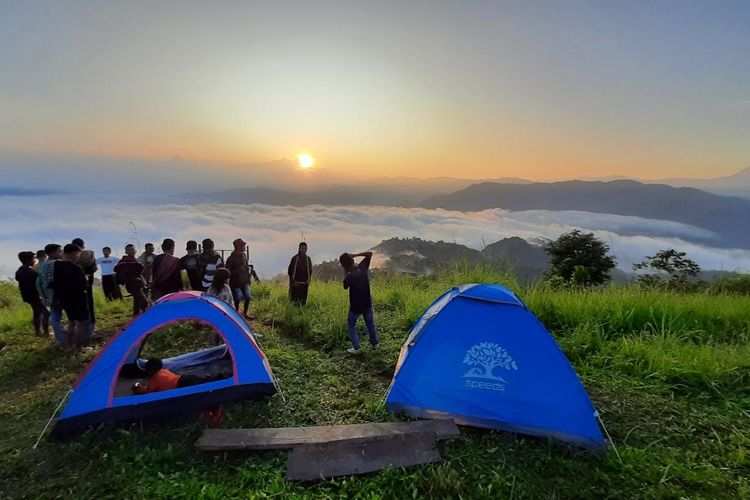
[52,292,276,439]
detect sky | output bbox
[1,0,749,189]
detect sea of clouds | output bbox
[2,194,749,279]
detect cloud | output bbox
[1,195,749,279]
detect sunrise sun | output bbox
[297,154,315,169]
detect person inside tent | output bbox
[180,240,203,291]
[33,249,47,272]
[287,242,312,305]
[339,251,379,354]
[199,238,224,291]
[151,238,183,300]
[115,244,148,316]
[37,243,65,345]
[132,357,225,394]
[226,238,260,317]
[96,246,123,301]
[53,243,91,349]
[16,251,49,336]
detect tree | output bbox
[463,342,518,380]
[632,249,701,290]
[544,230,616,286]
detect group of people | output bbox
[15,236,379,355]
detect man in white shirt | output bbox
[97,246,123,301]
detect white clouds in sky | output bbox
[1,195,749,278]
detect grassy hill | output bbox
[0,268,748,498]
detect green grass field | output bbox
[0,268,748,499]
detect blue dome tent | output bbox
[52,292,276,439]
[385,284,605,449]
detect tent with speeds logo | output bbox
[385,283,605,450]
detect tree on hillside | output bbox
[544,230,616,286]
[632,249,701,290]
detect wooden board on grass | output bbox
[195,419,460,451]
[286,432,441,481]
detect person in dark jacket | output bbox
[115,244,148,316]
[72,237,97,340]
[53,243,90,349]
[226,238,260,317]
[287,242,312,305]
[15,251,49,336]
[180,240,203,291]
[199,238,224,291]
[340,251,379,354]
[151,238,183,300]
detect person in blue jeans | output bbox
[340,251,379,354]
[36,243,65,345]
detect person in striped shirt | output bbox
[200,238,224,291]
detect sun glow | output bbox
[297,154,315,169]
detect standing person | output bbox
[53,244,90,349]
[200,239,224,291]
[115,244,148,316]
[226,238,260,317]
[340,251,379,354]
[96,247,122,301]
[72,238,97,340]
[180,240,203,291]
[287,242,313,305]
[33,250,47,272]
[206,268,234,306]
[138,243,156,290]
[152,238,183,300]
[36,244,65,345]
[16,251,49,336]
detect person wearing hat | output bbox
[287,242,313,305]
[226,238,260,317]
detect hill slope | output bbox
[423,180,750,249]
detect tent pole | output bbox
[33,389,72,449]
[596,411,622,463]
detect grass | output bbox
[0,267,748,498]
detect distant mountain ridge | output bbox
[422,180,750,250]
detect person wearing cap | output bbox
[287,242,313,305]
[226,238,260,317]
[199,238,224,291]
[151,238,183,300]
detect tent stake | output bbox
[33,389,72,449]
[596,411,622,464]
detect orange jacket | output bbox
[133,368,181,394]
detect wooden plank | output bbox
[195,419,460,451]
[286,432,441,481]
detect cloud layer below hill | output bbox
[2,195,749,278]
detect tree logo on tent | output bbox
[462,342,518,391]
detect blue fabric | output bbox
[232,284,251,302]
[386,284,605,449]
[347,307,378,350]
[60,293,274,420]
